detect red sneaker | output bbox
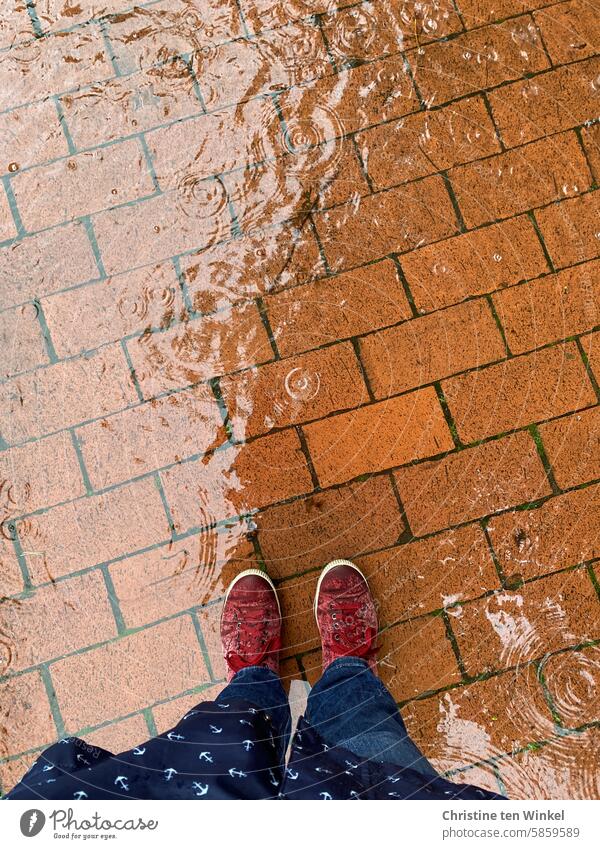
[314,559,379,674]
[220,569,282,682]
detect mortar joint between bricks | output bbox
[441,609,468,679]
[576,337,600,403]
[295,425,321,492]
[528,423,560,495]
[485,293,513,358]
[256,296,280,359]
[534,657,565,729]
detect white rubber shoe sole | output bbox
[313,558,368,620]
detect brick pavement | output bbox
[0,0,599,799]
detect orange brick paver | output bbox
[2,0,600,799]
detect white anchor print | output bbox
[320,791,333,800]
[192,782,209,796]
[59,738,71,745]
[350,790,360,799]
[388,775,402,783]
[167,731,185,741]
[345,760,358,769]
[132,746,146,756]
[164,768,178,782]
[46,779,56,784]
[285,768,299,780]
[315,767,332,774]
[247,708,258,714]
[268,768,279,787]
[114,776,129,791]
[42,765,54,772]
[209,725,223,734]
[73,790,88,799]
[228,768,247,778]
[76,754,90,765]
[217,703,230,708]
[322,743,330,751]
[242,739,254,751]
[388,791,402,798]
[183,710,200,719]
[198,751,213,762]
[239,719,252,727]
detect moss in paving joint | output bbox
[586,562,600,604]
[528,423,561,494]
[142,707,158,738]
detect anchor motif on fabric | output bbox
[320,791,333,800]
[350,790,360,799]
[268,768,279,787]
[167,731,185,741]
[198,751,213,762]
[345,760,358,769]
[164,768,178,782]
[228,768,247,778]
[76,754,90,765]
[239,719,252,726]
[217,703,230,708]
[114,776,129,791]
[285,768,299,780]
[183,710,200,719]
[73,790,88,799]
[42,765,54,772]
[132,747,146,756]
[242,739,254,751]
[192,782,209,796]
[209,725,223,734]
[388,791,402,798]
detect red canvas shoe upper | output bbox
[314,560,379,674]
[220,570,282,682]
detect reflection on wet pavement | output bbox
[1,0,600,798]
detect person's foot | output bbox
[314,559,379,674]
[220,569,282,682]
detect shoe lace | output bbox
[226,606,281,672]
[329,599,378,659]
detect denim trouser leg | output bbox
[217,667,292,762]
[304,657,438,778]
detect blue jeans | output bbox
[217,657,438,778]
